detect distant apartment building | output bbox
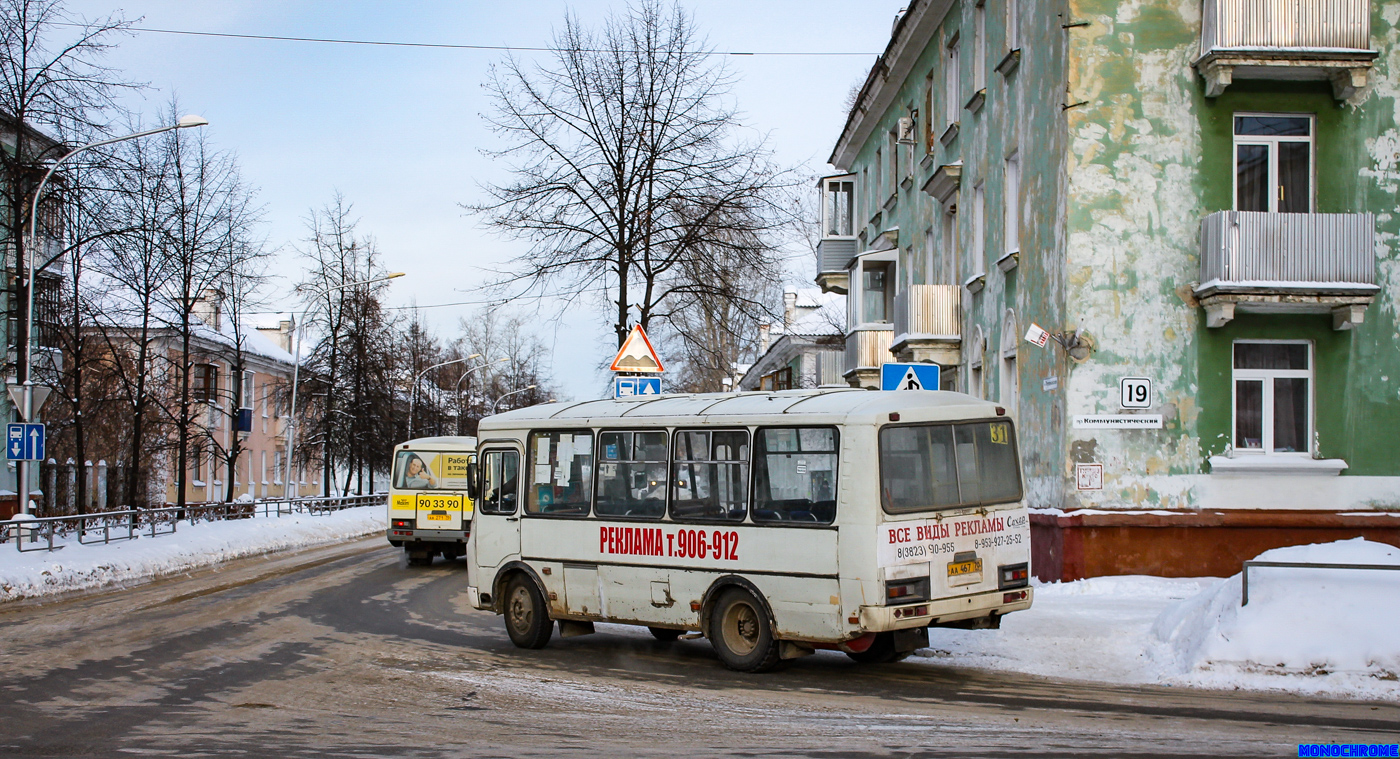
[816,0,1400,578]
[739,288,846,391]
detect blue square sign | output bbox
[880,363,941,392]
[614,376,662,398]
[6,423,44,461]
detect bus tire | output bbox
[503,575,553,649]
[648,626,682,642]
[406,546,433,566]
[845,632,909,664]
[708,587,782,672]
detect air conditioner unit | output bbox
[897,116,916,144]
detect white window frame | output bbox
[822,176,856,238]
[969,183,986,279]
[848,251,899,329]
[974,2,987,92]
[1006,0,1020,50]
[1004,152,1020,257]
[241,370,255,411]
[945,35,961,128]
[1231,339,1313,457]
[1231,112,1315,214]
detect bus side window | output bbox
[671,429,748,523]
[752,427,838,525]
[526,431,594,516]
[481,450,519,515]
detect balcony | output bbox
[815,237,857,294]
[843,328,894,388]
[891,285,962,364]
[1194,211,1378,329]
[1195,0,1376,100]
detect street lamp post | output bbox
[454,357,508,434]
[491,385,538,415]
[407,356,473,440]
[283,272,405,498]
[15,115,209,515]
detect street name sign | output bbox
[880,363,940,391]
[614,376,662,398]
[6,423,45,461]
[1072,415,1163,430]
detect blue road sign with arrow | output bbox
[613,376,662,399]
[880,363,941,392]
[6,423,45,461]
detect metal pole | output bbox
[491,385,537,415]
[17,120,205,515]
[453,357,505,435]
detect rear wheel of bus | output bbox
[708,587,782,673]
[504,575,553,649]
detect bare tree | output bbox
[453,307,555,429]
[471,0,795,350]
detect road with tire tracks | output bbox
[0,536,1395,757]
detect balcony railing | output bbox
[844,327,893,378]
[1196,0,1376,98]
[1196,211,1377,295]
[1201,0,1370,51]
[893,285,961,342]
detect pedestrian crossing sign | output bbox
[880,363,941,391]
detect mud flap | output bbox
[559,620,596,638]
[779,641,815,660]
[892,626,929,653]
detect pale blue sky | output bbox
[64,0,901,400]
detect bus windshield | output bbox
[393,450,473,491]
[879,420,1021,513]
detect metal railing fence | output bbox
[1240,559,1400,606]
[1,494,386,554]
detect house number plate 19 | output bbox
[1119,377,1152,409]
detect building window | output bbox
[924,73,936,151]
[192,363,219,403]
[904,110,917,179]
[241,371,255,410]
[945,36,961,128]
[1006,0,1020,50]
[974,2,986,92]
[823,178,854,237]
[1233,341,1311,455]
[886,128,899,199]
[1234,114,1313,213]
[874,148,883,207]
[970,183,986,278]
[968,326,985,398]
[861,261,894,323]
[760,367,794,391]
[942,201,958,286]
[1000,311,1018,417]
[1004,152,1020,257]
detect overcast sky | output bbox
[63,0,900,400]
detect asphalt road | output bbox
[0,537,1395,758]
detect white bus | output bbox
[465,389,1031,672]
[388,436,477,565]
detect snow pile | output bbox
[1151,538,1400,696]
[0,505,383,603]
[919,538,1400,700]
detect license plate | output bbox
[425,510,451,522]
[947,558,983,577]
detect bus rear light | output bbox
[893,605,929,619]
[1003,590,1029,603]
[392,519,415,529]
[885,577,930,604]
[998,563,1029,589]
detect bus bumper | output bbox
[858,587,1033,632]
[387,528,469,544]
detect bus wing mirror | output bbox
[467,462,480,499]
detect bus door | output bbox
[475,448,522,569]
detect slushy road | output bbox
[0,538,1395,757]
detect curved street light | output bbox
[16,116,209,515]
[284,272,405,498]
[491,385,537,415]
[454,357,509,434]
[407,356,471,440]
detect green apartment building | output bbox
[817,0,1400,578]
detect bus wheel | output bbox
[405,547,433,566]
[503,575,553,649]
[648,626,682,642]
[845,632,910,664]
[708,588,782,672]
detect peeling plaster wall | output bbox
[1063,0,1400,510]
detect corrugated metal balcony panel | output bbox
[1197,211,1377,291]
[816,237,858,274]
[844,328,894,374]
[892,285,962,340]
[1202,0,1371,52]
[815,350,845,386]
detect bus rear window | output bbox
[753,427,837,524]
[393,450,473,490]
[879,421,1021,513]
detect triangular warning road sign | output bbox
[900,366,924,391]
[610,325,665,373]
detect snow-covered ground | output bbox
[919,538,1400,701]
[0,506,383,603]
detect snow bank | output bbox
[0,506,383,603]
[918,538,1400,700]
[1151,538,1400,698]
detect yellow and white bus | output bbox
[465,389,1032,672]
[388,436,477,566]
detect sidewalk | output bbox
[0,505,383,603]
